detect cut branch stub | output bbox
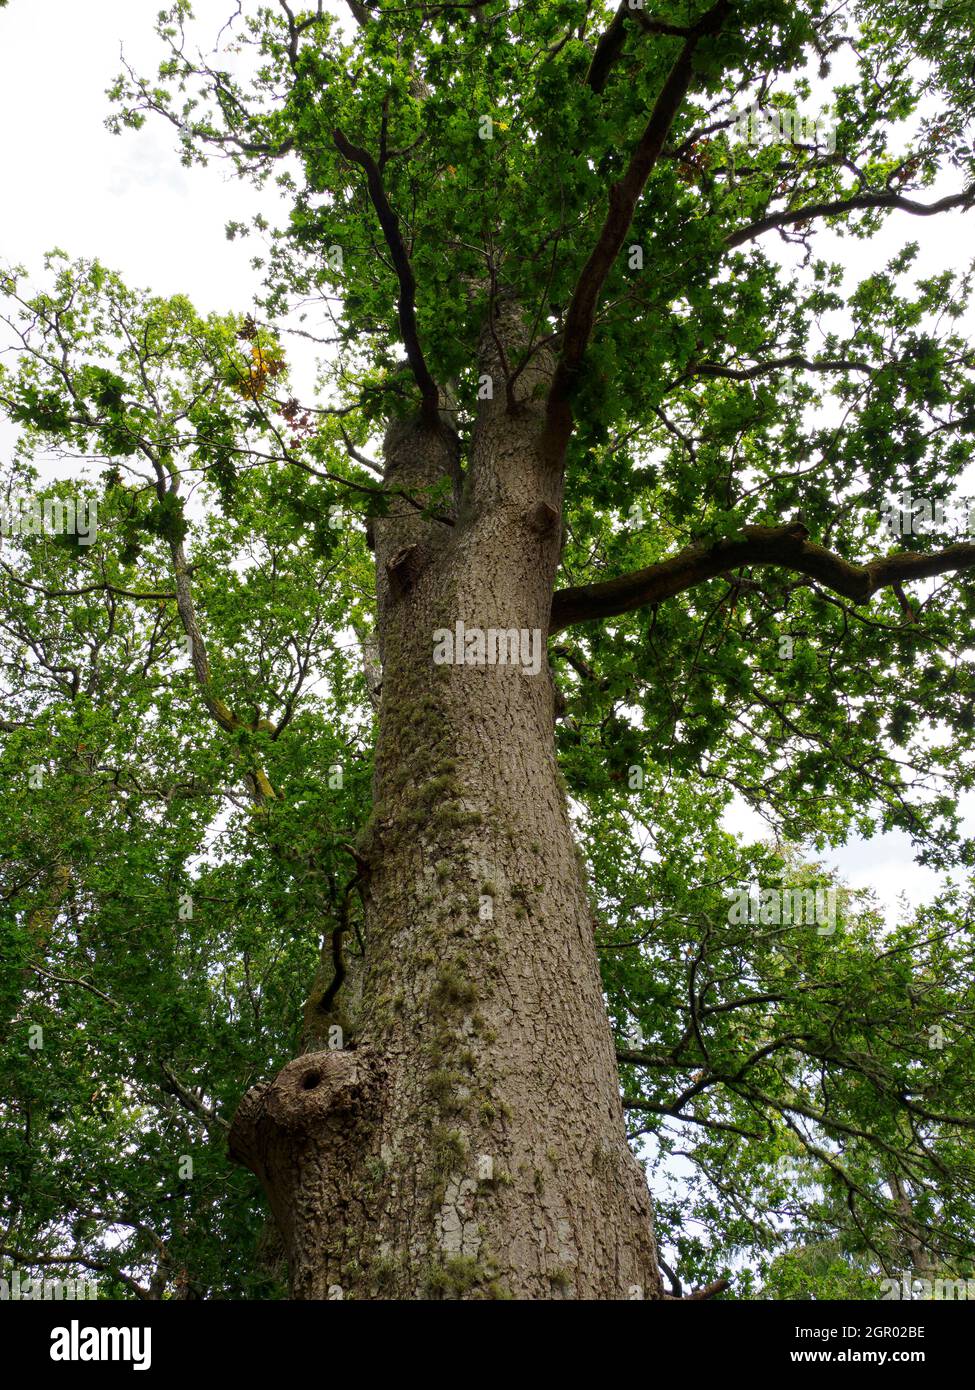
[385,543,429,599]
[228,1049,384,1293]
[527,500,560,535]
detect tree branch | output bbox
[682,1276,729,1300]
[551,521,975,632]
[159,1061,229,1133]
[3,1250,150,1301]
[727,185,975,249]
[682,352,873,383]
[333,127,442,426]
[544,0,731,462]
[585,2,693,95]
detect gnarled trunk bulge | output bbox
[230,320,662,1300]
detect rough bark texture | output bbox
[230,310,663,1300]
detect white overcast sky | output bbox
[1,0,973,919]
[0,0,271,310]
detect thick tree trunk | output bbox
[230,318,662,1300]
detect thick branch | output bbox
[0,558,176,603]
[544,0,731,461]
[159,1061,229,1133]
[169,536,277,800]
[333,127,442,425]
[4,1250,150,1301]
[551,522,975,632]
[682,1277,729,1300]
[585,2,693,95]
[684,353,872,383]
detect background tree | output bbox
[3,0,975,1299]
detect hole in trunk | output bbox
[301,1070,322,1091]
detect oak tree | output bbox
[3,0,975,1300]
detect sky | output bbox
[0,0,271,312]
[0,0,973,920]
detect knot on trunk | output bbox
[229,1049,379,1166]
[228,1049,384,1286]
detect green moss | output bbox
[424,1265,450,1296]
[365,1155,387,1184]
[429,1068,460,1104]
[418,774,456,803]
[423,1255,484,1299]
[370,1253,400,1289]
[485,1279,512,1299]
[432,964,477,1011]
[431,1125,468,1176]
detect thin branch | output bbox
[727,185,975,249]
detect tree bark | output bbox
[230,314,663,1300]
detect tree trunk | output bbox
[229,317,663,1300]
